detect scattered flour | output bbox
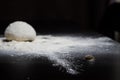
[0,35,115,74]
[0,35,113,54]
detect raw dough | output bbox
[4,21,36,41]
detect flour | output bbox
[0,35,115,74]
[0,35,113,54]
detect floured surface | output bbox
[0,34,120,74]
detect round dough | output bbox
[4,21,36,41]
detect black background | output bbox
[0,0,115,36]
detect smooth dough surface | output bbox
[4,21,36,41]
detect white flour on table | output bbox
[0,35,116,74]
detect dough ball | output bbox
[4,21,36,41]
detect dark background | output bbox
[0,0,119,38]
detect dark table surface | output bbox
[0,33,120,80]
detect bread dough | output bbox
[4,21,36,41]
